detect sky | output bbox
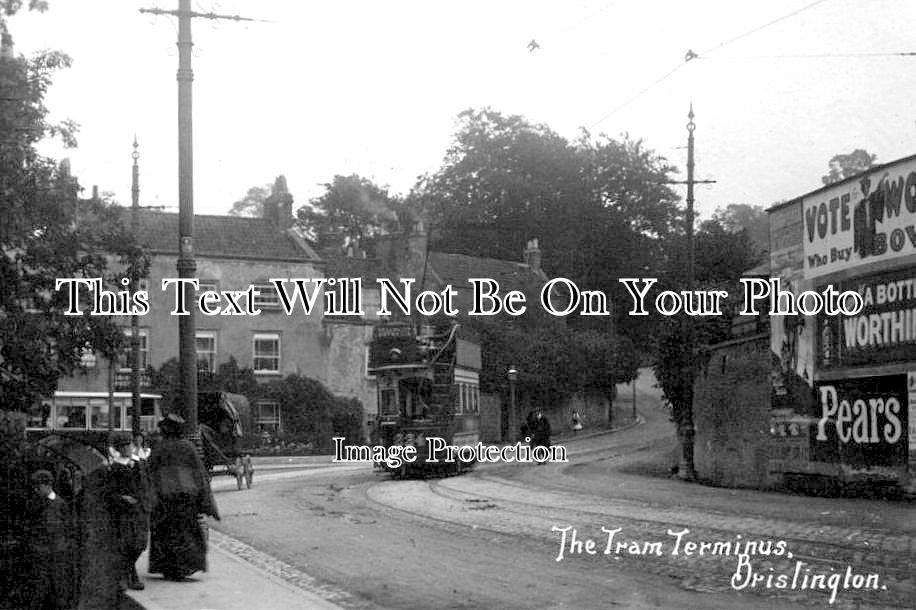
[8,0,916,222]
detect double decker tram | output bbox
[368,321,481,477]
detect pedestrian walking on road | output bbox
[147,413,220,581]
[531,409,552,464]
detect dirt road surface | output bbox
[210,371,915,609]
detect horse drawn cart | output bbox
[199,392,254,490]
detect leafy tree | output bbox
[652,315,698,479]
[149,359,363,448]
[651,214,764,480]
[298,174,402,246]
[821,149,876,185]
[711,204,769,258]
[228,183,271,217]
[1,6,135,410]
[414,108,678,345]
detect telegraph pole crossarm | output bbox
[139,7,267,23]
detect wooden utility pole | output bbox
[139,2,259,441]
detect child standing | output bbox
[571,410,584,435]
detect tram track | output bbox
[360,474,914,606]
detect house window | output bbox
[196,331,217,373]
[198,280,218,294]
[252,283,280,310]
[253,333,280,374]
[120,328,148,371]
[80,345,97,369]
[364,346,376,379]
[256,400,281,436]
[379,389,396,417]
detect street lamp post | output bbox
[508,367,518,441]
[130,138,142,436]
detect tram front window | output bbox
[56,402,87,429]
[89,399,123,430]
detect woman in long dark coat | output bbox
[147,414,219,581]
[531,409,552,463]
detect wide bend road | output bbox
[210,371,915,609]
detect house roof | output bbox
[425,251,543,296]
[131,210,320,262]
[320,247,544,296]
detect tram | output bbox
[25,390,163,434]
[368,321,482,477]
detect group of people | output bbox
[6,412,219,609]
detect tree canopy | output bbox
[298,174,403,247]
[821,149,877,185]
[1,6,133,409]
[228,183,271,217]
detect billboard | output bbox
[812,374,908,467]
[802,156,916,279]
[817,267,916,369]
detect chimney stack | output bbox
[523,238,541,272]
[263,175,294,229]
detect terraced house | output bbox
[50,177,326,438]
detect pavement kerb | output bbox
[125,529,345,610]
[551,413,644,444]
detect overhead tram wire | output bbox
[697,0,831,59]
[588,63,687,130]
[695,51,916,60]
[588,0,832,130]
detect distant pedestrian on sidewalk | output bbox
[571,410,583,436]
[531,409,551,464]
[147,413,220,581]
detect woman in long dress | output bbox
[147,414,220,581]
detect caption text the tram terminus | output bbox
[54,276,868,318]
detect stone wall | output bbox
[479,393,502,442]
[693,334,774,488]
[323,318,377,440]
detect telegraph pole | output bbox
[131,137,142,436]
[139,2,259,441]
[665,103,715,481]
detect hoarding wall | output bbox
[770,156,916,484]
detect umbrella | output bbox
[35,434,108,474]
